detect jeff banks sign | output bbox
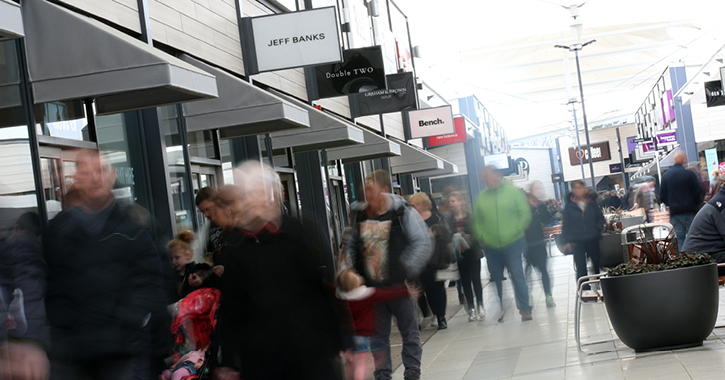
[568,141,611,165]
[406,105,454,140]
[241,7,342,74]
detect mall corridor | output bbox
[395,248,725,380]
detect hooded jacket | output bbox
[347,193,432,287]
[561,192,605,245]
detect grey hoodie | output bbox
[347,193,432,287]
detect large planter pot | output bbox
[599,233,624,268]
[600,262,718,351]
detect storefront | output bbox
[1,0,457,281]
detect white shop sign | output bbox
[406,105,454,139]
[484,153,510,170]
[241,7,343,74]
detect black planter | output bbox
[599,233,624,268]
[600,262,718,351]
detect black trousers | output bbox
[526,241,552,296]
[419,266,447,318]
[50,355,136,380]
[458,250,483,310]
[572,238,601,284]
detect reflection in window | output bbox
[161,105,195,233]
[0,40,39,237]
[35,100,92,142]
[187,130,218,159]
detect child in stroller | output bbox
[162,264,221,380]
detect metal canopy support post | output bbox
[464,130,484,207]
[669,66,698,163]
[16,38,48,237]
[295,150,336,282]
[570,100,587,183]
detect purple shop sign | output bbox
[667,90,676,121]
[627,136,638,154]
[656,130,677,146]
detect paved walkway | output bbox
[389,245,725,380]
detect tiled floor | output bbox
[392,245,725,380]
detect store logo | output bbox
[267,33,326,46]
[419,118,445,127]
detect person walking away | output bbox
[334,268,419,380]
[409,192,451,330]
[524,191,556,307]
[347,170,431,380]
[44,149,163,380]
[632,182,656,222]
[562,180,605,286]
[660,151,705,250]
[445,191,485,321]
[473,166,533,322]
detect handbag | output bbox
[436,261,460,282]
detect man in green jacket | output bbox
[474,165,533,321]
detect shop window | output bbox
[35,99,93,142]
[0,41,39,237]
[160,105,195,233]
[187,130,218,160]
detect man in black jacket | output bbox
[660,151,705,250]
[44,150,163,380]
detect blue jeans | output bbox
[373,296,421,380]
[485,238,531,313]
[670,212,696,251]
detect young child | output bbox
[161,349,205,380]
[168,231,196,300]
[335,268,418,380]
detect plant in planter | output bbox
[600,227,719,351]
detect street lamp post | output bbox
[556,40,597,190]
[568,98,586,182]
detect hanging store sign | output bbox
[704,80,725,108]
[484,153,509,170]
[705,148,719,182]
[313,46,386,99]
[349,72,416,118]
[609,163,623,174]
[568,141,611,165]
[405,105,454,140]
[240,7,342,74]
[428,117,467,147]
[656,130,677,146]
[626,136,638,154]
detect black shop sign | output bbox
[349,72,417,118]
[313,46,386,99]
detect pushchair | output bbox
[165,287,221,380]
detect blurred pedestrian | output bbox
[562,180,605,286]
[0,212,49,380]
[44,149,163,380]
[632,181,656,222]
[445,191,484,321]
[409,192,451,330]
[660,151,704,250]
[194,187,224,277]
[214,162,344,380]
[524,186,555,308]
[334,268,418,380]
[473,166,533,322]
[347,170,431,380]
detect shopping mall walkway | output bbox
[393,246,725,380]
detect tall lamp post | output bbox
[567,98,586,182]
[556,39,597,190]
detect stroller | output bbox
[165,287,221,380]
